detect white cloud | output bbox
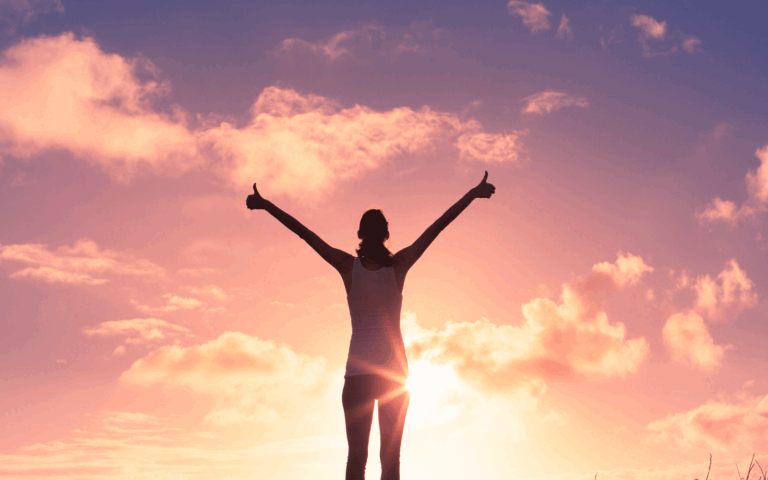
[662,312,727,372]
[699,146,768,224]
[592,252,654,287]
[522,91,589,115]
[556,14,574,41]
[507,0,551,34]
[0,238,164,284]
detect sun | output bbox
[405,360,465,427]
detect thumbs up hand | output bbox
[470,171,496,199]
[246,183,268,210]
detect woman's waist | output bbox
[349,326,404,340]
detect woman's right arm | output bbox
[247,184,353,273]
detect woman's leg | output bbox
[377,382,410,480]
[342,375,375,480]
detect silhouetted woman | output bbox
[246,172,496,480]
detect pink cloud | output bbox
[121,332,331,427]
[629,14,702,57]
[662,312,728,372]
[693,260,757,322]
[0,33,200,180]
[201,87,523,199]
[405,253,652,392]
[647,394,768,452]
[0,238,164,284]
[630,14,667,40]
[699,146,768,224]
[522,91,589,115]
[83,318,190,343]
[507,1,552,34]
[9,266,107,285]
[0,34,521,200]
[556,14,574,41]
[592,252,654,287]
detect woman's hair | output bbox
[356,209,394,267]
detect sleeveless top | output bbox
[344,257,408,380]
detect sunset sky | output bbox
[2,1,768,479]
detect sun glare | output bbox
[405,360,465,427]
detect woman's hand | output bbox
[470,171,496,199]
[246,183,269,210]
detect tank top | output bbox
[344,257,408,380]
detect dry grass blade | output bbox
[705,453,712,480]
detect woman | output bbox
[246,172,496,480]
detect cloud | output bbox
[278,22,442,62]
[647,394,768,452]
[699,146,768,224]
[201,86,524,199]
[84,318,190,344]
[629,13,702,57]
[0,33,200,179]
[9,266,107,285]
[693,260,757,321]
[133,294,205,314]
[0,238,164,284]
[507,1,551,34]
[1,33,523,200]
[701,145,768,226]
[522,91,589,115]
[629,14,666,40]
[592,251,654,287]
[556,14,574,41]
[0,0,63,35]
[405,253,652,392]
[279,27,379,61]
[662,312,727,372]
[121,331,331,427]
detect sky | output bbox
[1,0,768,479]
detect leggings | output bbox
[342,374,410,480]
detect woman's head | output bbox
[356,209,394,266]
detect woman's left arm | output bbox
[394,171,496,272]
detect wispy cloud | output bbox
[556,14,574,41]
[84,318,190,343]
[698,145,768,224]
[647,394,768,452]
[629,13,702,57]
[0,0,63,35]
[278,22,443,62]
[0,238,164,285]
[522,90,589,115]
[507,0,552,34]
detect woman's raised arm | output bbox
[247,184,353,272]
[394,172,496,272]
